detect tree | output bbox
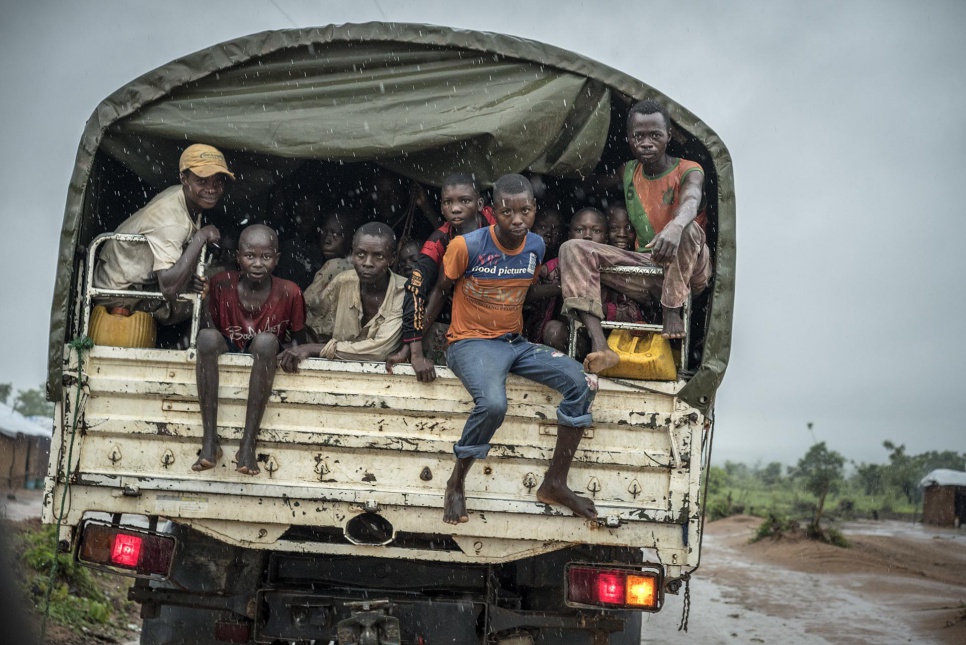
[796,441,845,535]
[881,442,966,505]
[882,441,921,504]
[758,461,785,487]
[12,385,54,417]
[853,462,886,496]
[0,382,11,405]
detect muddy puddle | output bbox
[639,516,966,644]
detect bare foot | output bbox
[235,447,260,475]
[583,348,620,374]
[662,307,686,339]
[537,482,598,520]
[443,480,469,525]
[191,445,222,471]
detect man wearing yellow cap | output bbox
[93,143,235,325]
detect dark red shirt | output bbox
[209,272,306,351]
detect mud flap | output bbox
[336,600,401,645]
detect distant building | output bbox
[0,403,52,491]
[919,469,966,528]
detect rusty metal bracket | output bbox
[522,472,538,493]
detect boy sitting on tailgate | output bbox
[385,173,495,379]
[193,225,306,476]
[278,222,405,366]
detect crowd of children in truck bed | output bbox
[91,100,712,520]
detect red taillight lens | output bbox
[596,571,625,605]
[78,523,175,577]
[567,565,661,610]
[111,533,142,567]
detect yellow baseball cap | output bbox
[179,144,235,179]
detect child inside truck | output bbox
[278,221,405,366]
[393,238,423,279]
[93,143,233,326]
[385,173,496,379]
[522,209,566,351]
[535,207,643,355]
[561,99,712,373]
[537,207,609,357]
[302,209,361,340]
[193,224,307,475]
[606,202,635,251]
[419,173,599,525]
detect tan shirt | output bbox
[303,257,353,317]
[93,185,199,292]
[307,270,406,361]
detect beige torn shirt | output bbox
[94,185,199,292]
[306,269,406,361]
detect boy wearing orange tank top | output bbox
[559,100,712,374]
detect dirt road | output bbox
[639,515,966,644]
[7,491,965,644]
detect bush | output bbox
[13,523,122,633]
[751,513,800,542]
[804,522,850,548]
[706,498,733,521]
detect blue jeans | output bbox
[446,334,595,459]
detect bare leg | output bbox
[235,333,279,475]
[443,457,475,524]
[193,329,227,471]
[537,425,597,519]
[577,311,619,374]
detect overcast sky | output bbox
[1,0,963,466]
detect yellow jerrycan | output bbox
[89,305,157,348]
[597,329,677,381]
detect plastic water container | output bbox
[598,329,677,381]
[89,305,157,348]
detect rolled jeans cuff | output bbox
[561,296,604,320]
[454,443,491,460]
[558,409,593,429]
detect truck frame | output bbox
[44,23,734,645]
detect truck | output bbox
[43,23,735,645]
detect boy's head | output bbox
[492,174,536,246]
[211,226,240,268]
[440,173,483,230]
[394,239,422,278]
[606,203,634,251]
[236,225,279,283]
[320,210,357,260]
[351,222,396,287]
[626,100,672,166]
[179,144,234,213]
[569,208,607,243]
[531,208,565,256]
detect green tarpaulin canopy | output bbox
[48,22,734,411]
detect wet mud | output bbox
[640,515,966,644]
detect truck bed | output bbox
[46,345,706,574]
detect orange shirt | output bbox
[442,226,544,343]
[624,157,706,251]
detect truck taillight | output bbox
[566,565,661,611]
[78,522,175,577]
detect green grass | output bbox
[705,480,917,522]
[7,521,137,640]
